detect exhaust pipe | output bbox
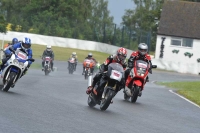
[88,75,93,87]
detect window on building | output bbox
[171,38,181,46]
[182,38,193,47]
[171,37,193,47]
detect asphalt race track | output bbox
[0,60,199,133]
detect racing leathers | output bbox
[42,50,54,70]
[125,51,152,88]
[82,57,97,75]
[86,54,127,94]
[0,43,33,76]
[68,55,78,71]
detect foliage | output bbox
[181,0,200,2]
[0,0,113,40]
[0,15,7,33]
[122,0,164,51]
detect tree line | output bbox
[0,0,199,51]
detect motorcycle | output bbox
[43,56,52,75]
[83,59,96,79]
[68,57,76,74]
[87,62,124,111]
[0,48,35,92]
[124,60,157,103]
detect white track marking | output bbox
[169,90,200,109]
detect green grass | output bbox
[157,81,200,106]
[32,44,109,63]
[0,40,109,63]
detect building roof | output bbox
[158,1,200,39]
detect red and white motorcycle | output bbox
[124,60,157,103]
[43,56,52,75]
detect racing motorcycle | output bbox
[83,59,95,79]
[43,56,52,75]
[124,60,157,103]
[87,62,124,111]
[68,57,76,74]
[0,48,35,92]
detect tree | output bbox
[0,15,7,33]
[122,0,165,51]
[0,0,114,43]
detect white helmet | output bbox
[88,53,92,58]
[72,52,76,57]
[46,45,51,51]
[138,43,148,56]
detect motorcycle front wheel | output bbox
[131,86,140,103]
[45,65,49,75]
[100,89,115,111]
[84,70,88,80]
[3,72,17,92]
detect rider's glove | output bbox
[28,61,32,65]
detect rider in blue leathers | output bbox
[0,37,33,76]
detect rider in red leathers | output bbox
[86,47,127,95]
[124,43,152,96]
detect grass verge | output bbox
[32,44,109,63]
[157,81,200,106]
[0,40,109,63]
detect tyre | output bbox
[84,70,88,80]
[100,89,115,111]
[131,86,140,103]
[68,64,72,74]
[45,65,49,75]
[3,72,17,92]
[87,95,96,107]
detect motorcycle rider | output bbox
[42,45,54,71]
[82,53,97,75]
[86,47,127,95]
[68,52,78,71]
[124,43,152,96]
[4,38,19,49]
[0,37,33,77]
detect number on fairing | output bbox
[17,52,27,60]
[138,63,147,68]
[110,70,122,81]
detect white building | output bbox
[154,1,200,75]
